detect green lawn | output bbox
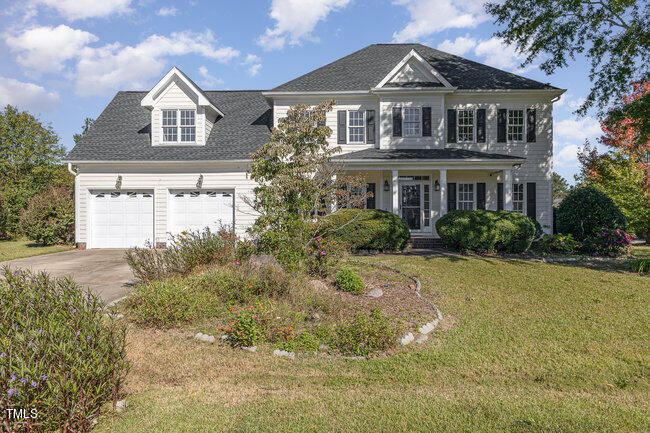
[97,253,649,432]
[0,238,72,262]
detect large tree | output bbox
[0,105,70,237]
[485,0,650,116]
[552,172,571,205]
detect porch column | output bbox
[391,170,399,215]
[378,169,383,210]
[331,173,337,213]
[504,169,513,211]
[439,168,447,216]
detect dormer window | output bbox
[162,109,196,143]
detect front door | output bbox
[400,183,422,230]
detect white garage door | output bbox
[90,191,154,248]
[167,190,234,240]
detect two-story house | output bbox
[64,43,564,249]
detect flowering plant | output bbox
[585,228,632,256]
[533,233,579,254]
[220,305,262,347]
[305,236,347,277]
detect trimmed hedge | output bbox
[556,186,626,241]
[318,209,410,252]
[18,187,74,245]
[436,210,536,253]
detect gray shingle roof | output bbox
[332,148,525,161]
[272,43,558,92]
[64,90,271,161]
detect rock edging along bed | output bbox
[349,259,443,347]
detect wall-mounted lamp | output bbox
[383,180,390,192]
[196,174,204,189]
[434,180,440,191]
[115,175,122,190]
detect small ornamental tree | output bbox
[247,101,369,271]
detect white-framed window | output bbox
[457,109,474,142]
[162,109,196,143]
[507,109,524,141]
[348,110,365,143]
[513,183,525,213]
[403,107,421,137]
[458,183,474,210]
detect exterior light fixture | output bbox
[383,180,390,192]
[434,180,440,191]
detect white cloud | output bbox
[473,37,528,72]
[197,66,224,88]
[392,0,487,43]
[156,6,178,16]
[31,0,133,20]
[0,76,59,112]
[554,142,580,167]
[437,35,476,56]
[75,30,240,95]
[257,0,352,50]
[5,25,98,74]
[555,117,601,143]
[242,54,262,76]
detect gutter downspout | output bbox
[67,162,77,176]
[67,163,82,249]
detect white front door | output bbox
[90,191,154,248]
[167,190,234,241]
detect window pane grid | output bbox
[348,111,365,143]
[162,109,196,142]
[513,183,524,213]
[180,110,195,126]
[508,109,524,141]
[403,107,421,137]
[458,183,474,210]
[457,109,474,142]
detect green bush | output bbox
[581,228,632,256]
[128,278,211,327]
[335,267,365,293]
[223,310,262,347]
[628,259,650,274]
[556,186,626,241]
[199,265,289,304]
[335,309,397,356]
[18,186,74,245]
[532,233,579,254]
[435,210,536,253]
[318,209,410,252]
[125,229,251,282]
[0,267,128,432]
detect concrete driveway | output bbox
[1,249,135,304]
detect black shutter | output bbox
[527,108,536,142]
[447,109,456,143]
[447,183,456,211]
[366,183,376,209]
[497,109,507,143]
[526,182,536,220]
[422,106,432,137]
[497,183,504,211]
[477,183,486,210]
[392,107,402,137]
[337,110,346,144]
[366,110,375,144]
[476,108,486,143]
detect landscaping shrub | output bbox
[581,228,632,256]
[335,267,365,293]
[125,228,252,281]
[256,228,306,273]
[18,186,74,245]
[335,309,397,356]
[305,236,347,277]
[222,308,262,347]
[435,210,536,253]
[532,233,579,254]
[199,264,289,304]
[627,259,650,274]
[128,278,212,327]
[0,267,128,432]
[556,186,626,241]
[318,208,410,252]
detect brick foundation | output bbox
[76,242,87,250]
[155,242,167,249]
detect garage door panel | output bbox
[168,190,234,241]
[90,190,154,248]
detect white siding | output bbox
[151,79,207,146]
[75,163,257,245]
[379,94,445,149]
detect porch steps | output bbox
[409,237,443,249]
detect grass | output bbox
[0,238,72,262]
[631,244,650,259]
[96,252,649,432]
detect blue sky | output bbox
[0,0,603,182]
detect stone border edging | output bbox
[348,259,443,346]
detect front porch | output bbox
[334,148,527,237]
